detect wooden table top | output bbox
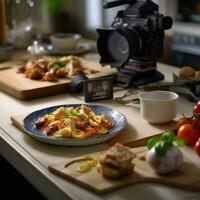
[0,52,199,200]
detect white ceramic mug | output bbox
[139,90,179,124]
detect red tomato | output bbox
[193,101,200,117]
[194,138,200,156]
[178,124,200,146]
[192,118,200,130]
[176,117,192,129]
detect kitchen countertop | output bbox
[0,53,199,200]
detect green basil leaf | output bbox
[155,141,169,157]
[174,139,185,146]
[147,130,184,156]
[160,131,176,143]
[147,136,161,150]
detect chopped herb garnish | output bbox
[53,62,66,69]
[69,111,80,117]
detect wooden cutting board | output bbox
[0,59,117,100]
[48,145,200,194]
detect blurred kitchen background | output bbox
[5,0,200,68]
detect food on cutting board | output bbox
[98,143,135,179]
[18,56,98,81]
[146,131,184,174]
[179,66,195,79]
[35,105,114,139]
[177,101,200,156]
[75,155,98,173]
[178,66,200,80]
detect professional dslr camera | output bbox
[97,0,173,87]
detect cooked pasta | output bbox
[35,105,114,139]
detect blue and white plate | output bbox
[23,104,127,146]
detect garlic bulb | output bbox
[146,146,183,174]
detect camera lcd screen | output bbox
[84,77,113,102]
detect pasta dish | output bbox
[35,105,114,139]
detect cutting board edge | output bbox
[48,152,200,194]
[0,80,70,100]
[48,165,105,194]
[10,114,200,193]
[0,79,24,99]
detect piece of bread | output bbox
[97,163,134,179]
[98,143,135,179]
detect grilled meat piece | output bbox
[35,117,48,128]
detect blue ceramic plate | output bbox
[23,104,127,146]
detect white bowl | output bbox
[50,33,82,50]
[139,90,179,124]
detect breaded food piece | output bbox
[98,143,135,179]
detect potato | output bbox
[179,66,195,79]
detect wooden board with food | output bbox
[47,101,200,193]
[0,56,117,100]
[48,133,200,194]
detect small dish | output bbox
[50,33,82,50]
[43,43,92,55]
[23,104,127,146]
[0,43,13,62]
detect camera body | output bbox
[112,11,164,62]
[97,0,173,71]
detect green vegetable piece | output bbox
[155,140,170,157]
[69,111,80,117]
[174,139,185,147]
[53,62,66,69]
[160,131,175,143]
[147,136,161,150]
[147,130,185,157]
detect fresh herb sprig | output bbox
[53,62,66,69]
[147,131,185,157]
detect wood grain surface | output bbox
[0,59,117,100]
[48,146,200,194]
[11,113,200,194]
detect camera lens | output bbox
[107,32,129,62]
[97,28,141,67]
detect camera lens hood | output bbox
[97,28,141,68]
